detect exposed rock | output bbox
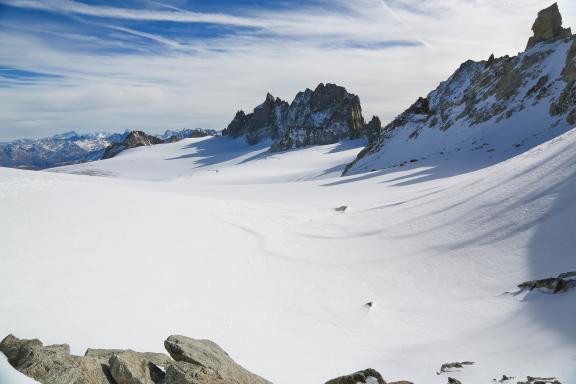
[388,382,413,384]
[325,368,387,384]
[439,361,475,373]
[0,334,113,384]
[2,334,271,384]
[344,4,576,176]
[513,271,576,295]
[363,116,383,145]
[165,361,231,384]
[164,335,269,384]
[222,93,289,145]
[109,351,169,384]
[334,205,347,212]
[270,83,365,151]
[517,376,561,384]
[526,3,572,50]
[163,129,217,143]
[447,378,462,384]
[102,131,163,159]
[224,83,374,151]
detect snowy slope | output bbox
[346,36,576,176]
[2,127,575,384]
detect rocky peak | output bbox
[344,5,576,175]
[526,3,572,50]
[102,130,162,159]
[222,93,289,145]
[224,83,372,151]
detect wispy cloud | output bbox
[0,0,574,140]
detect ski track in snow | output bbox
[1,132,576,384]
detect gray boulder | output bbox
[165,361,230,384]
[325,368,387,384]
[0,334,113,384]
[108,351,170,384]
[526,3,572,49]
[164,336,269,384]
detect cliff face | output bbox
[223,93,289,145]
[344,3,576,175]
[270,83,366,151]
[223,83,380,151]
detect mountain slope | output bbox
[345,4,576,175]
[2,126,575,384]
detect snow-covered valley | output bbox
[1,129,575,384]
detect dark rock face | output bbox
[526,3,572,50]
[271,83,365,151]
[224,83,377,151]
[447,378,462,384]
[164,335,269,384]
[325,368,387,384]
[363,116,383,145]
[223,93,289,145]
[512,271,576,295]
[1,334,271,384]
[102,131,163,159]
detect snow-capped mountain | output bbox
[0,129,217,169]
[0,131,117,170]
[223,83,381,151]
[345,3,576,175]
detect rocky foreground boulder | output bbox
[0,334,270,384]
[164,335,269,384]
[223,83,381,151]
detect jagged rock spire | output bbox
[526,3,572,50]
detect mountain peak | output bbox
[526,3,572,50]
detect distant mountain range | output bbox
[0,129,217,170]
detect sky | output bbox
[0,0,575,141]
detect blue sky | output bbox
[0,0,575,140]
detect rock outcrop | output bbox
[162,129,217,143]
[0,335,115,384]
[223,93,289,145]
[344,4,575,176]
[164,335,269,384]
[0,334,270,384]
[102,131,163,159]
[223,84,380,151]
[438,361,474,374]
[270,83,366,151]
[511,271,576,295]
[526,3,572,50]
[325,369,387,384]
